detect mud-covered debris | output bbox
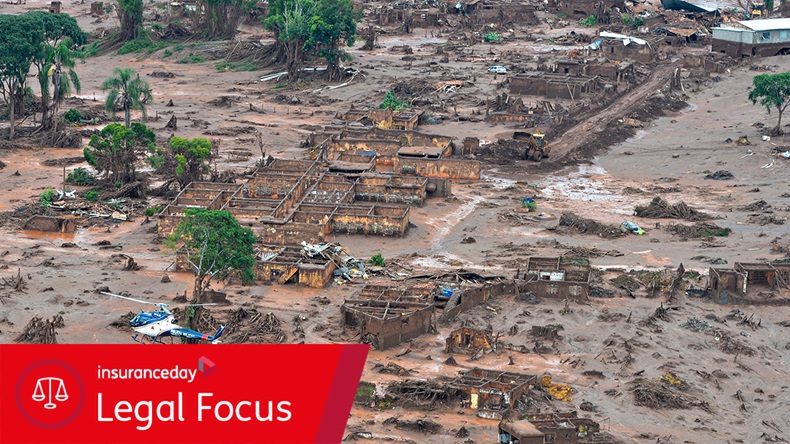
[666,222,730,238]
[739,200,771,212]
[705,170,734,180]
[109,311,136,329]
[681,318,711,332]
[559,213,625,239]
[629,378,706,410]
[375,362,411,376]
[634,197,713,221]
[15,315,64,343]
[382,417,441,434]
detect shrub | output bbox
[145,205,164,216]
[63,109,85,123]
[163,49,173,58]
[621,14,644,29]
[370,253,385,267]
[484,32,501,43]
[66,167,97,186]
[524,200,538,211]
[178,54,205,64]
[85,190,99,201]
[40,188,56,205]
[379,91,410,111]
[580,14,597,27]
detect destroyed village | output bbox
[2,0,790,440]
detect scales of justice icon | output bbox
[32,377,68,409]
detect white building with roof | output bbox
[712,18,790,57]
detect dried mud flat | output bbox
[1,1,790,443]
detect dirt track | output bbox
[548,62,680,165]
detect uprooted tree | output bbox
[263,0,362,81]
[150,136,213,190]
[167,209,256,307]
[83,122,156,185]
[749,72,790,135]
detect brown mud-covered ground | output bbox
[1,1,789,443]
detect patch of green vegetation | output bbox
[272,83,284,89]
[557,13,567,18]
[156,2,166,9]
[369,253,385,267]
[356,384,375,398]
[621,14,644,29]
[523,200,537,211]
[174,44,184,52]
[66,167,97,186]
[84,190,99,202]
[700,227,731,237]
[484,32,501,43]
[63,109,85,124]
[580,14,597,27]
[145,205,164,216]
[40,188,56,206]
[215,61,260,72]
[75,41,100,59]
[163,49,173,58]
[379,91,410,111]
[117,37,172,55]
[178,53,205,64]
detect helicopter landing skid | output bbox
[132,334,165,344]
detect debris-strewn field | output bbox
[1,0,789,443]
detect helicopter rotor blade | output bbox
[100,292,160,307]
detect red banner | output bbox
[0,344,368,444]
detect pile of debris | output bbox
[186,306,286,344]
[385,379,455,409]
[629,376,708,411]
[305,242,368,283]
[558,213,625,239]
[15,315,64,344]
[680,318,711,332]
[634,197,713,221]
[382,417,442,435]
[708,328,755,356]
[665,222,730,239]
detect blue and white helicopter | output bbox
[102,292,226,344]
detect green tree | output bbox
[102,67,153,128]
[307,0,362,81]
[116,0,144,42]
[150,136,213,189]
[264,0,362,81]
[83,122,155,184]
[749,72,790,135]
[0,14,45,140]
[29,11,87,130]
[168,209,256,305]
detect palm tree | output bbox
[102,67,152,128]
[37,38,81,130]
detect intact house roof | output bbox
[736,18,790,31]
